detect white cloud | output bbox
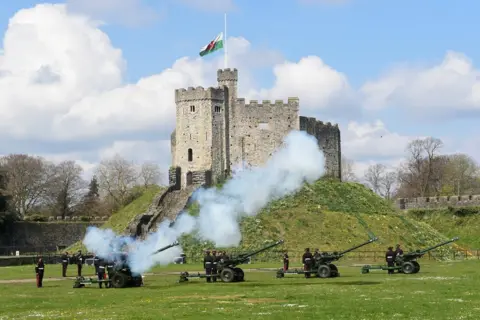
[66,0,159,26]
[361,51,480,118]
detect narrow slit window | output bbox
[188,148,193,162]
[215,106,221,113]
[190,105,195,112]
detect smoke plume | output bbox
[82,130,325,273]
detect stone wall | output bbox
[396,195,480,210]
[0,221,103,253]
[299,116,342,179]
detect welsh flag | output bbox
[199,32,224,57]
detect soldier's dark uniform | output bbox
[386,247,395,274]
[283,251,289,271]
[61,252,69,277]
[106,259,115,288]
[203,250,214,283]
[302,248,314,278]
[313,248,320,259]
[35,258,45,288]
[76,251,84,277]
[93,255,100,275]
[211,250,219,282]
[97,258,106,288]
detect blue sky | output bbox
[0,0,478,179]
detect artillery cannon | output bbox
[361,237,459,274]
[277,237,378,279]
[179,239,284,283]
[73,241,180,288]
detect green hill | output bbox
[66,179,459,263]
[407,207,480,250]
[180,179,458,262]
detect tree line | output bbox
[342,137,480,199]
[0,154,164,220]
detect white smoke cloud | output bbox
[83,130,325,273]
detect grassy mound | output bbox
[66,185,163,252]
[180,180,457,262]
[407,207,480,249]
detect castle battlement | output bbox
[235,97,299,109]
[175,86,225,103]
[299,116,340,130]
[396,195,480,210]
[217,68,238,82]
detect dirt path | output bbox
[0,268,282,284]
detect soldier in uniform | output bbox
[394,244,404,273]
[35,257,45,288]
[313,248,321,259]
[76,250,84,277]
[211,250,219,282]
[93,254,100,275]
[106,257,115,288]
[97,258,106,288]
[282,250,289,271]
[385,246,395,274]
[302,248,314,278]
[203,249,213,283]
[61,251,69,277]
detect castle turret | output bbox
[217,68,238,173]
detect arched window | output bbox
[188,148,193,162]
[190,105,195,112]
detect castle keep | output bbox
[168,68,342,189]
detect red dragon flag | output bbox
[199,32,224,57]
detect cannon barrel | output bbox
[338,237,379,256]
[235,240,284,261]
[414,237,459,255]
[150,240,180,255]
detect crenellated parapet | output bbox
[396,195,480,210]
[175,86,225,103]
[235,97,299,110]
[217,68,238,82]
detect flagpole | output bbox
[224,13,228,69]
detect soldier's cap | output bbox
[388,246,393,250]
[396,244,401,247]
[305,248,310,251]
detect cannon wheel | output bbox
[401,262,415,274]
[233,268,244,282]
[317,264,331,278]
[220,268,235,283]
[329,264,339,277]
[412,261,420,273]
[111,273,127,288]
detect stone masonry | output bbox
[396,195,480,210]
[169,68,342,189]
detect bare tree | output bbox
[45,161,86,218]
[341,156,357,182]
[140,162,162,187]
[364,164,386,194]
[95,154,138,207]
[0,154,56,218]
[382,171,397,200]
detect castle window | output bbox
[214,106,221,113]
[188,148,193,162]
[190,105,195,112]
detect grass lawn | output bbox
[0,260,479,319]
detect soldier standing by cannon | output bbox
[385,247,395,274]
[61,251,69,277]
[203,250,213,283]
[302,248,313,278]
[212,250,219,282]
[76,250,84,277]
[35,258,45,288]
[93,254,100,275]
[283,250,289,271]
[97,258,106,288]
